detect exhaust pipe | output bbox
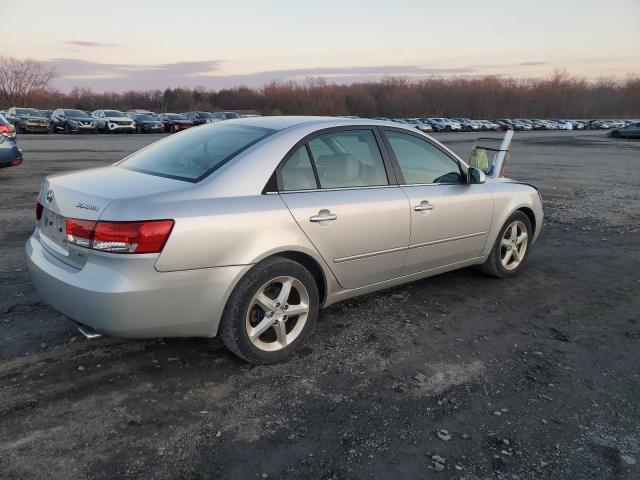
[77,324,104,341]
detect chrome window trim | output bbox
[274,184,401,195]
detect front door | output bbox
[278,129,410,289]
[382,129,493,275]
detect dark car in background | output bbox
[158,113,194,133]
[609,122,640,138]
[0,133,22,170]
[0,114,17,140]
[212,111,240,121]
[126,109,158,119]
[50,109,97,134]
[5,107,50,134]
[182,111,218,126]
[130,114,165,133]
[494,120,514,131]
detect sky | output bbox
[5,0,640,92]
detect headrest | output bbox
[317,153,362,185]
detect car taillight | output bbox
[65,219,174,254]
[36,200,43,220]
[0,124,14,134]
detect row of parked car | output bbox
[367,117,636,133]
[0,108,258,135]
[0,107,638,139]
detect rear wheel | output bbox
[481,211,532,278]
[219,257,319,364]
[170,124,177,133]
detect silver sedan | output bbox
[27,116,543,363]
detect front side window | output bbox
[121,123,273,182]
[281,146,317,191]
[385,131,463,184]
[308,130,388,188]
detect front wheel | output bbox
[219,257,319,364]
[480,211,532,278]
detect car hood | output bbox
[104,116,134,122]
[68,116,94,122]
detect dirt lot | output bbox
[1,130,639,479]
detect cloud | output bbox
[66,41,119,48]
[47,58,224,90]
[47,59,481,91]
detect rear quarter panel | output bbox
[103,192,338,292]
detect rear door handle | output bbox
[310,209,337,222]
[414,201,434,212]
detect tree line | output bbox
[1,56,638,118]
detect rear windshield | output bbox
[119,123,274,182]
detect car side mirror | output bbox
[467,167,486,184]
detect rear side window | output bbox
[281,146,317,191]
[385,131,462,184]
[121,124,273,182]
[308,130,388,188]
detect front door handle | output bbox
[414,201,434,212]
[310,209,337,223]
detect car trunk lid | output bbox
[37,165,190,269]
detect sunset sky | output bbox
[6,0,640,92]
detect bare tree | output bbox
[0,56,56,107]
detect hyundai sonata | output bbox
[27,117,543,363]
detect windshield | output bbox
[104,110,124,117]
[64,109,89,117]
[197,112,214,118]
[17,108,43,117]
[120,124,274,182]
[167,114,185,120]
[133,114,155,121]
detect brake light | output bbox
[36,200,43,220]
[66,219,96,248]
[65,219,174,254]
[0,124,14,134]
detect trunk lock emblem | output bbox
[46,190,54,202]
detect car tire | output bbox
[170,124,177,134]
[480,211,532,278]
[63,124,70,134]
[219,256,320,364]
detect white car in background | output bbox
[91,110,136,134]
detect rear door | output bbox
[278,128,410,289]
[381,129,493,276]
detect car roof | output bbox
[221,115,407,131]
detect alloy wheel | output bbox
[500,220,528,271]
[245,276,309,352]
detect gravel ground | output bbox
[0,130,639,479]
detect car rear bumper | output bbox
[0,156,22,168]
[26,233,250,338]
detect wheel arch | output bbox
[517,206,537,236]
[249,247,334,305]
